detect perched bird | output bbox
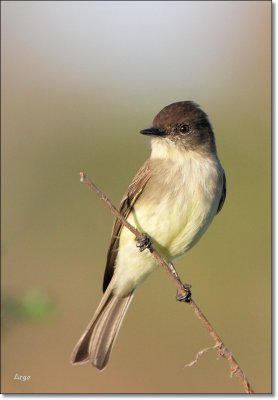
[71,101,226,370]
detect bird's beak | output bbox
[140,127,165,136]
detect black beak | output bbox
[140,127,165,136]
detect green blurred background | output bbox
[1,1,271,394]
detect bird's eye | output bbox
[179,124,190,134]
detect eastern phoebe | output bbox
[71,101,226,370]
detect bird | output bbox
[71,101,226,370]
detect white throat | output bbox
[150,137,217,163]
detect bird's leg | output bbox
[136,233,152,252]
[176,283,192,303]
[135,237,192,302]
[167,262,192,302]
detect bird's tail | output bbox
[71,281,134,370]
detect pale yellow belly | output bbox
[113,186,220,296]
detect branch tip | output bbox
[184,345,215,368]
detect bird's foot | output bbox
[176,283,192,303]
[136,234,152,252]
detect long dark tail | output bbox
[71,283,134,370]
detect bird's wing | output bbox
[216,171,226,214]
[102,160,152,291]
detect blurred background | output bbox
[1,1,271,394]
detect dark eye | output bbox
[179,124,190,134]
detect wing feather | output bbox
[102,160,152,291]
[217,171,226,214]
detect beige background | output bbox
[2,1,271,394]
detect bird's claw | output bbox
[176,283,192,303]
[136,234,152,252]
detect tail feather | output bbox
[71,282,134,370]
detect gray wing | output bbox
[216,171,226,214]
[102,160,152,292]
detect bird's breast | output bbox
[128,152,223,259]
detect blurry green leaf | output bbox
[2,289,56,325]
[19,290,55,322]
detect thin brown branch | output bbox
[80,171,255,394]
[184,344,217,368]
[80,172,185,294]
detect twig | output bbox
[184,344,217,368]
[80,172,186,295]
[80,171,255,394]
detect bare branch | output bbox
[80,172,186,295]
[79,171,255,394]
[184,344,217,368]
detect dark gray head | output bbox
[140,101,216,153]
